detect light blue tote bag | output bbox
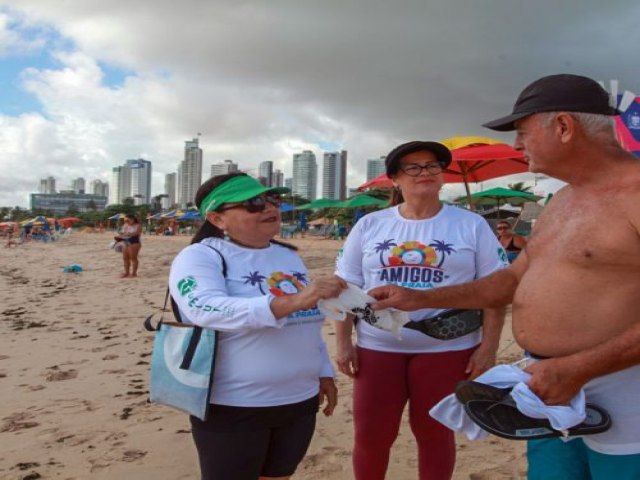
[146,317,218,421]
[145,244,225,420]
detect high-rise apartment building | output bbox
[164,172,177,209]
[210,159,238,178]
[91,180,109,198]
[292,151,317,201]
[366,157,386,181]
[71,177,86,194]
[126,159,152,205]
[39,176,56,194]
[109,166,125,204]
[258,161,274,187]
[109,159,152,204]
[285,178,293,190]
[178,137,203,206]
[272,169,284,188]
[322,150,347,200]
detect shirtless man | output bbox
[369,74,640,479]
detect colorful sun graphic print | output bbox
[387,241,438,266]
[267,272,306,296]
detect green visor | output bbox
[199,175,290,217]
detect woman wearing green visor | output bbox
[169,172,346,480]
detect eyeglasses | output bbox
[496,226,511,230]
[218,194,282,213]
[399,163,443,177]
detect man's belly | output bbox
[512,268,640,357]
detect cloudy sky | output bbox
[1,0,638,207]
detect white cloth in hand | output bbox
[317,283,409,338]
[429,363,587,440]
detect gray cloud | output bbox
[1,0,639,206]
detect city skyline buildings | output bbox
[39,176,56,194]
[126,159,152,205]
[71,177,86,194]
[164,173,177,209]
[210,159,239,178]
[178,137,203,206]
[258,160,273,187]
[31,142,407,211]
[90,179,109,198]
[322,150,347,200]
[292,150,317,201]
[366,157,386,181]
[272,169,284,188]
[109,158,152,205]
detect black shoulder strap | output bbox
[170,244,227,323]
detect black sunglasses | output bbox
[218,194,282,213]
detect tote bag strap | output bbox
[169,244,227,370]
[144,288,171,332]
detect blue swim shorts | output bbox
[527,437,640,480]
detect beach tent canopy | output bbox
[177,210,201,220]
[454,187,542,219]
[297,198,342,210]
[108,213,126,220]
[460,187,543,206]
[279,202,295,212]
[337,194,387,208]
[162,209,184,218]
[20,216,49,227]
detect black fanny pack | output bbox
[403,309,483,340]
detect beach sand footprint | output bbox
[1,412,40,432]
[122,449,147,462]
[44,367,78,382]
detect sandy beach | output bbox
[0,232,526,479]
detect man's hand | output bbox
[524,357,589,405]
[335,340,359,378]
[319,377,338,416]
[465,345,497,380]
[368,285,424,311]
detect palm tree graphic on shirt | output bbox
[429,240,456,268]
[243,271,267,295]
[375,239,397,265]
[292,271,308,285]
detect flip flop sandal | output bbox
[455,380,512,404]
[463,398,611,440]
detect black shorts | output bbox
[190,395,319,480]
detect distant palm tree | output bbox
[375,239,397,265]
[507,182,533,193]
[429,240,456,268]
[292,271,308,284]
[243,271,267,294]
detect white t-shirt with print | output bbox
[169,237,334,407]
[336,204,508,353]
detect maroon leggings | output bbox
[352,346,476,480]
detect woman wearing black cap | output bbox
[334,141,507,480]
[169,172,346,480]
